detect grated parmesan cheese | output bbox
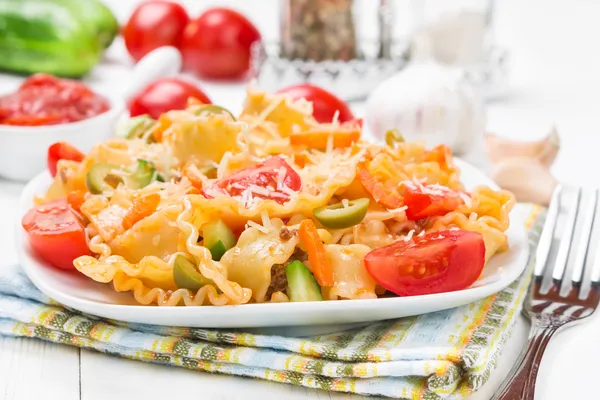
[261,210,272,230]
[280,185,296,196]
[386,205,408,213]
[469,212,478,221]
[403,229,415,242]
[247,220,268,234]
[460,192,473,208]
[342,199,350,208]
[417,230,425,237]
[332,110,340,124]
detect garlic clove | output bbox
[485,126,560,167]
[488,157,558,206]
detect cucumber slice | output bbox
[192,105,236,120]
[173,254,210,291]
[285,260,323,302]
[117,115,156,140]
[127,159,158,189]
[86,163,120,194]
[203,219,236,261]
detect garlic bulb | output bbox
[485,126,560,167]
[489,157,558,206]
[365,62,485,155]
[486,127,561,206]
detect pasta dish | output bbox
[22,90,515,306]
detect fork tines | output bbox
[534,186,600,302]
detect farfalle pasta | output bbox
[23,90,515,306]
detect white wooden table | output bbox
[2,0,600,398]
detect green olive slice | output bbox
[313,198,370,229]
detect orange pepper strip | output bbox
[122,193,161,230]
[182,163,204,190]
[290,127,360,149]
[356,164,403,209]
[424,144,452,169]
[151,115,172,142]
[66,190,87,212]
[298,219,334,287]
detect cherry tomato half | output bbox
[181,8,261,80]
[22,199,91,270]
[276,84,354,124]
[402,181,465,220]
[203,156,301,204]
[364,229,485,296]
[123,1,190,62]
[47,142,85,177]
[128,77,211,119]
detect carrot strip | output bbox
[66,190,86,212]
[123,193,161,230]
[299,219,334,287]
[151,115,172,142]
[290,123,360,149]
[182,163,204,190]
[424,144,452,169]
[356,164,403,209]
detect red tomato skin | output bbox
[364,230,485,296]
[123,1,190,62]
[22,199,90,270]
[276,84,354,124]
[203,156,301,203]
[128,78,211,119]
[47,142,85,177]
[402,182,464,221]
[181,8,261,79]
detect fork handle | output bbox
[491,323,561,400]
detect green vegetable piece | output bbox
[86,163,120,194]
[285,261,323,302]
[173,254,209,291]
[127,159,158,189]
[192,105,236,120]
[0,0,118,77]
[117,115,156,140]
[385,129,405,148]
[313,198,370,229]
[203,219,236,261]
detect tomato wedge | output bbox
[364,229,485,296]
[47,142,85,177]
[203,156,301,204]
[402,181,465,220]
[22,199,90,270]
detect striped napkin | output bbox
[0,204,543,399]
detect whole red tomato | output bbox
[123,1,190,62]
[181,8,261,79]
[129,78,211,119]
[276,84,354,124]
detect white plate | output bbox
[16,160,529,331]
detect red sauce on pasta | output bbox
[0,74,110,126]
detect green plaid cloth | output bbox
[0,204,544,399]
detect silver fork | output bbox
[492,186,600,400]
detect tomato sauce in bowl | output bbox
[0,74,110,126]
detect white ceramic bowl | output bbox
[0,46,184,182]
[0,92,125,182]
